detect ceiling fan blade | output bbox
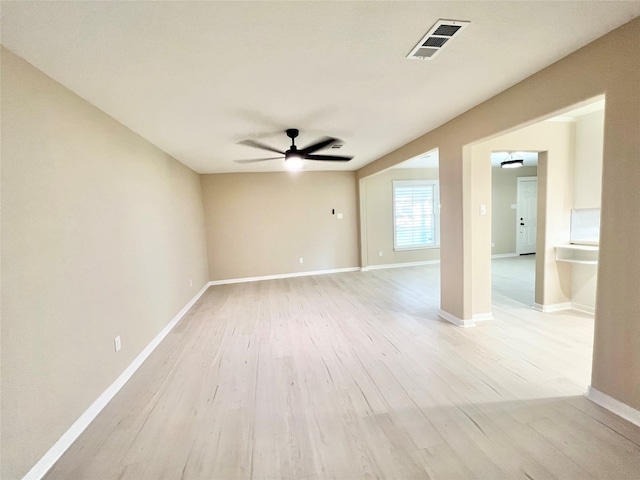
[304,154,352,162]
[299,137,338,155]
[238,139,285,155]
[234,157,283,164]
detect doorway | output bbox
[489,152,539,307]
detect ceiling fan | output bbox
[235,129,352,168]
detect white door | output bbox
[516,177,538,255]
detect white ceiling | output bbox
[2,2,638,174]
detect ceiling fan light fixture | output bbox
[500,153,524,169]
[235,129,353,167]
[500,159,524,168]
[285,153,303,170]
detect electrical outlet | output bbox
[378,251,383,257]
[491,242,495,248]
[114,335,121,352]
[299,257,304,264]
[189,278,193,287]
[337,213,343,219]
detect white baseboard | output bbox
[532,302,594,315]
[472,312,494,322]
[208,267,360,286]
[438,309,475,328]
[571,302,595,315]
[22,282,211,480]
[491,253,519,259]
[585,385,640,428]
[532,302,572,313]
[363,260,440,271]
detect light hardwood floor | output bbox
[45,257,640,479]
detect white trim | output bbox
[363,260,440,271]
[585,386,640,428]
[438,309,475,328]
[491,253,519,259]
[571,302,595,315]
[208,267,360,286]
[532,302,572,313]
[472,312,494,322]
[22,283,211,480]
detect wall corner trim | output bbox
[571,302,595,315]
[21,283,211,480]
[472,312,494,322]
[438,309,475,328]
[491,253,519,259]
[585,385,640,428]
[532,302,572,313]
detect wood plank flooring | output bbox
[45,257,640,479]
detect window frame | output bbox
[392,179,440,251]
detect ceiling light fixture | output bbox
[285,152,303,170]
[500,153,524,169]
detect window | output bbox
[393,180,440,250]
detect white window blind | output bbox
[393,180,440,250]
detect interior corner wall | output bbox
[358,18,640,410]
[200,171,359,281]
[438,145,469,320]
[466,145,493,316]
[571,109,604,312]
[1,48,210,479]
[574,110,604,209]
[361,167,440,267]
[592,71,640,410]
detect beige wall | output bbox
[361,167,440,267]
[1,48,210,479]
[200,171,359,281]
[571,109,604,311]
[358,18,640,410]
[574,110,604,209]
[491,166,538,255]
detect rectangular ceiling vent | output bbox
[407,19,470,60]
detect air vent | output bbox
[407,19,470,60]
[330,144,343,149]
